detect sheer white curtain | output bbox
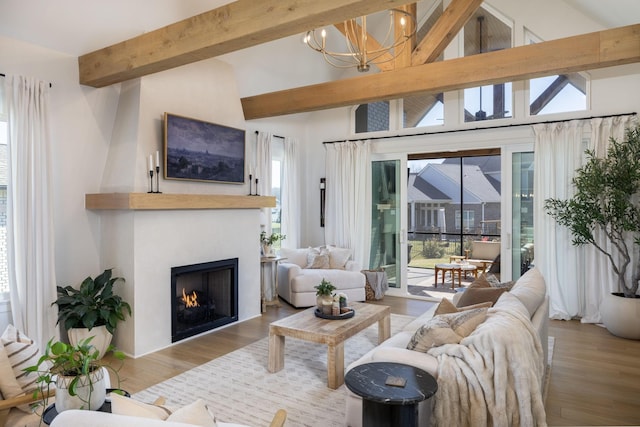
[534,115,637,321]
[256,131,272,234]
[324,140,371,268]
[6,75,58,349]
[534,121,586,320]
[581,115,637,322]
[281,137,300,248]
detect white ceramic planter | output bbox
[67,325,113,359]
[600,292,640,340]
[55,367,106,412]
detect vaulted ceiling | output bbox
[1,0,639,119]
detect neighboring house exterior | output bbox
[408,161,501,237]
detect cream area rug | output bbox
[134,316,555,427]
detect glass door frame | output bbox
[370,153,409,297]
[500,142,533,281]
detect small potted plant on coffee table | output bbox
[315,279,336,314]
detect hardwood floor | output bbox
[105,296,640,426]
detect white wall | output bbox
[0,35,119,290]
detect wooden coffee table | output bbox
[268,301,391,389]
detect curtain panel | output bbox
[324,140,371,268]
[281,137,300,248]
[534,115,637,322]
[5,75,58,349]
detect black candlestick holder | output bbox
[148,170,154,193]
[249,174,253,196]
[154,166,162,193]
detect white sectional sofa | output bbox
[277,246,366,308]
[345,267,549,427]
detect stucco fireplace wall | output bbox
[95,58,261,357]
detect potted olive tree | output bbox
[544,125,640,339]
[53,269,131,358]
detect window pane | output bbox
[529,74,586,115]
[403,93,444,128]
[463,8,513,122]
[355,101,389,133]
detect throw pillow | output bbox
[0,344,23,400]
[407,307,488,352]
[110,393,171,420]
[0,324,50,412]
[509,267,547,316]
[167,399,218,427]
[456,286,507,308]
[326,246,352,269]
[279,248,308,268]
[434,298,492,315]
[306,246,330,269]
[485,273,515,290]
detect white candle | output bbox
[156,151,160,168]
[149,154,153,172]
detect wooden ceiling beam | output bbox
[241,24,640,119]
[411,0,483,66]
[78,0,414,87]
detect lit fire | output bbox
[182,289,200,308]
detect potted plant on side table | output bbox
[544,125,640,339]
[53,268,131,359]
[24,336,126,416]
[260,231,286,257]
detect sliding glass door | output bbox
[369,157,406,290]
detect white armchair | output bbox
[277,246,366,308]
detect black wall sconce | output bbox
[320,178,326,227]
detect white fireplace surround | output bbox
[91,58,269,357]
[98,207,261,357]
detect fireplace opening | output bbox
[171,258,239,343]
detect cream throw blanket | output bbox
[427,300,547,427]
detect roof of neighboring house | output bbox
[409,172,450,202]
[409,163,501,204]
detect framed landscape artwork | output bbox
[164,113,245,184]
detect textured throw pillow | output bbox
[485,273,515,290]
[0,344,23,400]
[434,298,492,315]
[166,399,217,427]
[407,307,488,352]
[326,246,352,269]
[0,324,50,412]
[306,246,330,269]
[0,325,47,396]
[110,393,171,420]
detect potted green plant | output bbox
[53,269,132,358]
[260,231,286,257]
[315,278,336,313]
[24,336,126,416]
[544,125,640,339]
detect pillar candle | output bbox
[156,150,160,167]
[149,154,153,172]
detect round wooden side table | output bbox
[345,362,437,427]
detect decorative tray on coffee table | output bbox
[314,307,355,320]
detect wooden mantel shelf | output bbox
[85,193,276,210]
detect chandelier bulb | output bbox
[400,17,406,27]
[321,29,327,39]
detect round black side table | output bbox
[42,388,130,425]
[345,362,437,427]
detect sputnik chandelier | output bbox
[303,9,417,72]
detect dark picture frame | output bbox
[164,113,245,184]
